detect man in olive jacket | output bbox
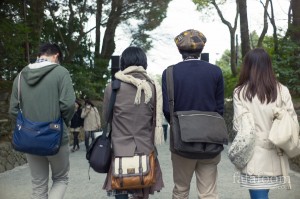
[9,43,75,199]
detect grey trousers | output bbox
[171,153,221,199]
[26,144,70,199]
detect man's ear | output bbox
[54,53,60,63]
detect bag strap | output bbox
[166,65,175,122]
[276,147,292,189]
[275,86,292,189]
[102,79,121,139]
[17,71,23,111]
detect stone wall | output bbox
[0,89,27,173]
[0,142,27,172]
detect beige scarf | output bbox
[114,66,163,145]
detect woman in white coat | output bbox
[233,48,298,199]
[81,99,101,151]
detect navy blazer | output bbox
[162,59,225,123]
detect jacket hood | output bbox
[22,62,59,85]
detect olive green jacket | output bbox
[9,61,75,146]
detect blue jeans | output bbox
[249,189,269,199]
[115,194,128,199]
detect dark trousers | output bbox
[84,131,95,150]
[115,194,128,199]
[72,131,80,149]
[162,124,168,142]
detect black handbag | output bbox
[86,133,112,173]
[86,80,120,173]
[166,65,228,159]
[12,72,63,156]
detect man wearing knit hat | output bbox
[162,29,225,199]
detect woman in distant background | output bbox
[232,48,298,199]
[81,99,101,151]
[70,100,84,152]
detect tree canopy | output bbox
[193,0,300,97]
[0,0,171,99]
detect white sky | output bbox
[113,0,290,75]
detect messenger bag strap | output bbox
[17,71,23,112]
[139,155,145,185]
[166,65,175,122]
[103,79,121,139]
[118,157,124,187]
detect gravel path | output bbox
[1,141,300,199]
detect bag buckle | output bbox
[127,168,135,174]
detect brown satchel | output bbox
[111,151,156,190]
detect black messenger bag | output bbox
[166,65,228,159]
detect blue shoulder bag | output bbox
[12,72,63,156]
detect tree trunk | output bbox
[268,0,278,53]
[238,0,250,58]
[289,0,300,43]
[212,0,238,76]
[27,0,46,58]
[230,30,238,76]
[100,0,123,59]
[95,0,103,58]
[257,0,269,47]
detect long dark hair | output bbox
[235,48,278,104]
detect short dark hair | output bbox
[120,46,147,70]
[179,49,202,60]
[84,99,94,107]
[39,43,63,63]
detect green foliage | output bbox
[216,49,240,99]
[216,49,231,72]
[192,0,212,10]
[0,0,170,101]
[270,39,300,95]
[122,0,171,51]
[223,70,238,99]
[258,35,300,96]
[218,33,300,99]
[0,1,28,80]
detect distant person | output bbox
[81,99,101,151]
[70,100,84,152]
[9,43,75,199]
[162,29,225,198]
[232,48,298,199]
[102,46,164,199]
